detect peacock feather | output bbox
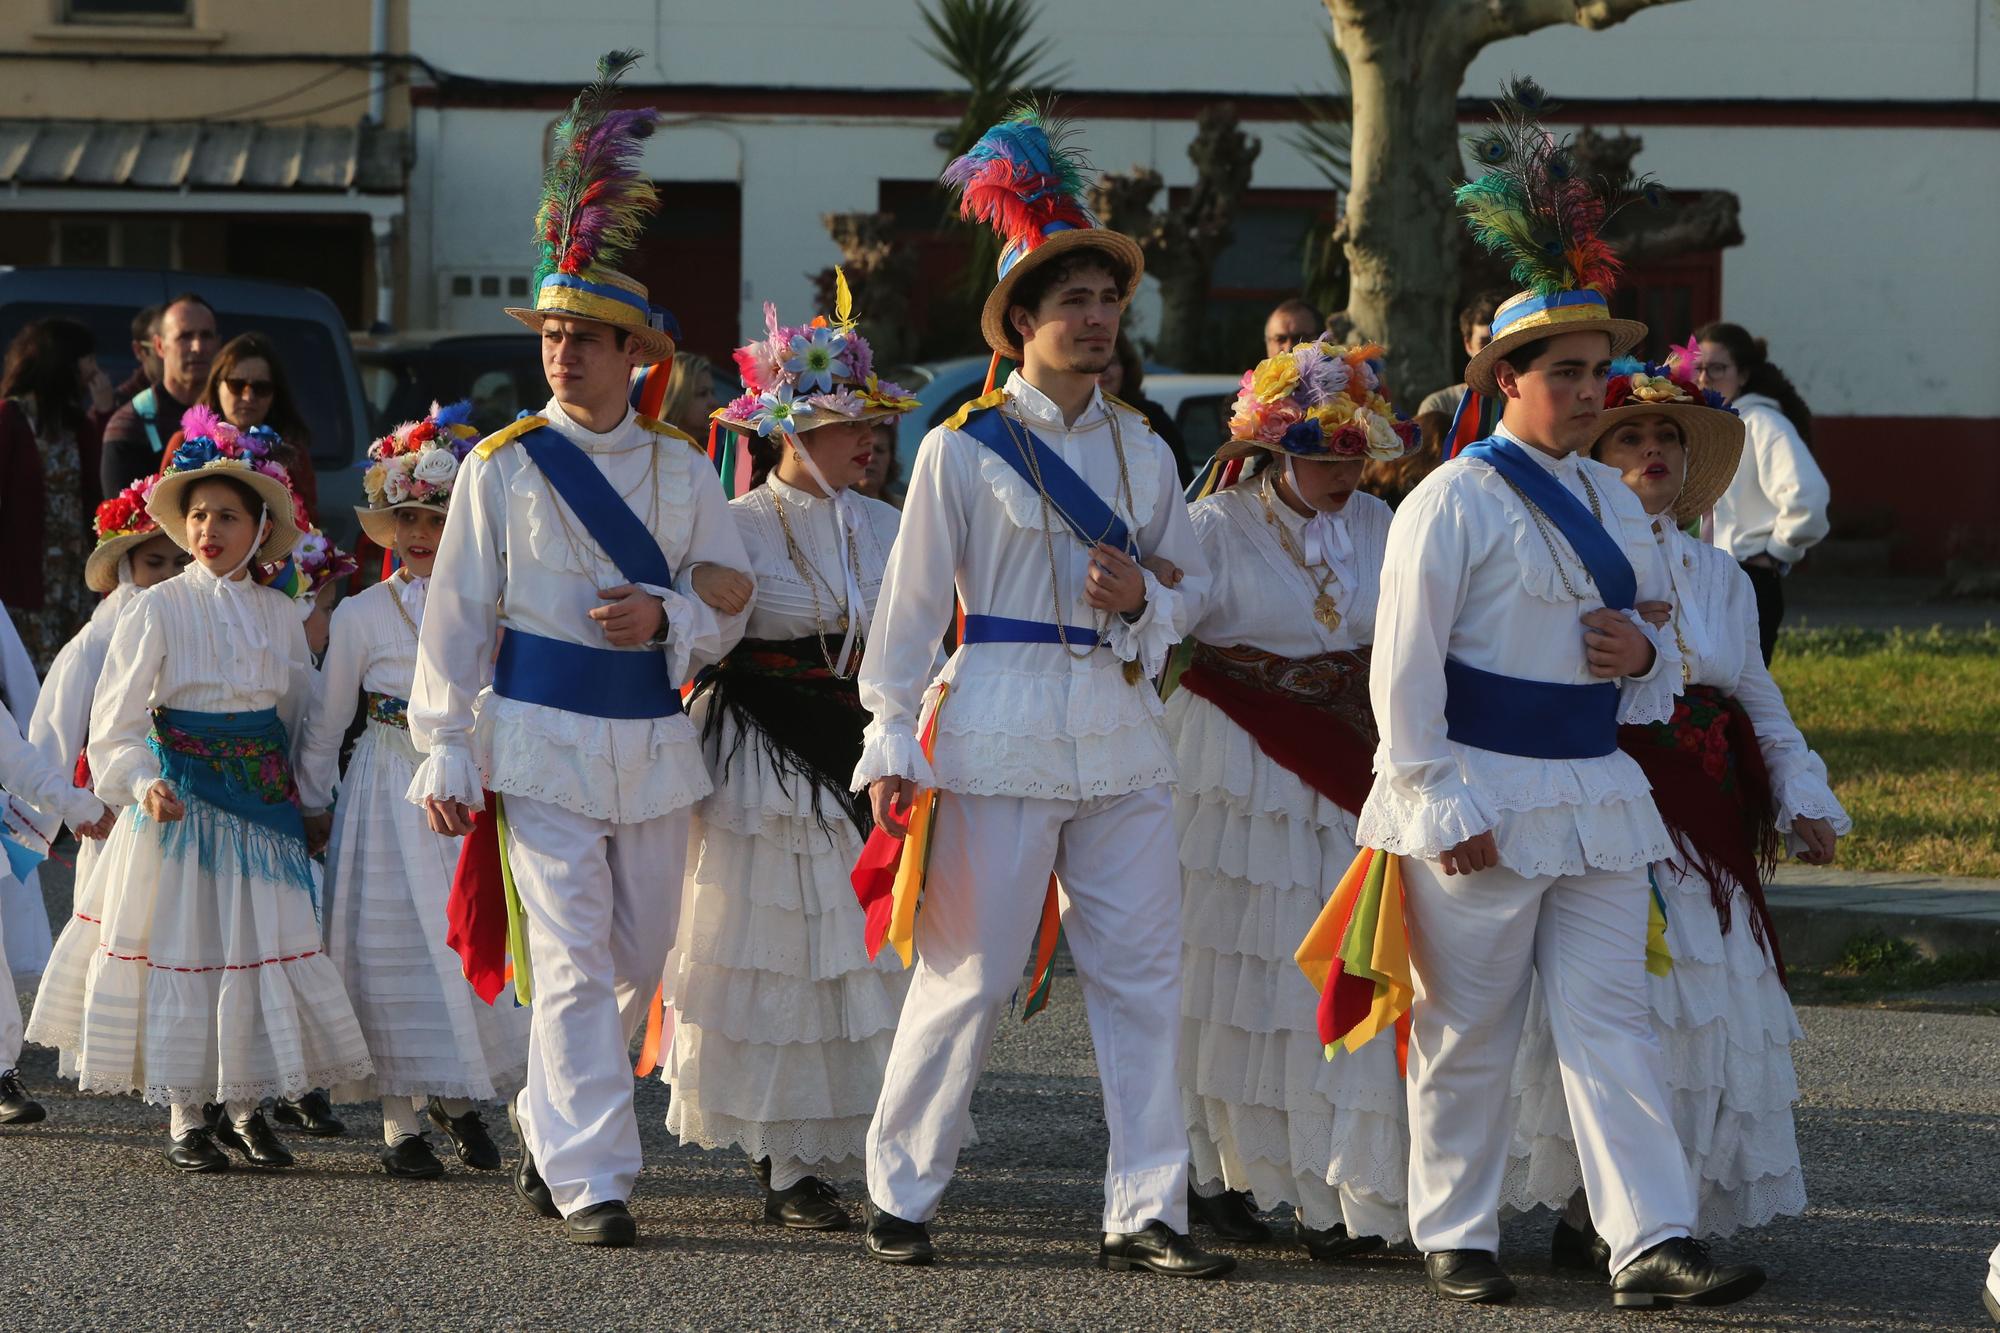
[532,50,660,289]
[1455,77,1648,297]
[941,98,1095,252]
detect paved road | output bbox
[6,867,1998,1331]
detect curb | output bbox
[1764,869,2000,968]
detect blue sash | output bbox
[494,630,684,720]
[1459,436,1636,611]
[960,613,1103,649]
[958,404,1135,556]
[515,415,675,589]
[1442,659,1618,759]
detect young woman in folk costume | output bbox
[1505,358,1847,1271]
[28,407,372,1172]
[1172,340,1417,1261]
[660,295,919,1230]
[295,402,531,1180]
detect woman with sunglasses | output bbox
[190,333,319,521]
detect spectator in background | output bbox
[108,304,162,415]
[99,292,216,494]
[655,351,720,441]
[1693,321,1830,663]
[1368,291,1505,507]
[855,418,903,507]
[1100,333,1192,484]
[194,333,318,519]
[1262,297,1323,358]
[0,319,110,670]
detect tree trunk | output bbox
[1329,2,1471,403]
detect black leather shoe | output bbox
[213,1112,296,1168]
[1187,1184,1273,1244]
[1100,1222,1236,1278]
[0,1069,46,1124]
[271,1090,345,1137]
[428,1100,503,1170]
[1552,1216,1611,1276]
[506,1100,560,1219]
[766,1175,850,1231]
[565,1200,637,1247]
[1425,1250,1517,1303]
[381,1134,447,1180]
[1298,1216,1384,1262]
[863,1200,934,1265]
[165,1127,231,1173]
[1610,1237,1765,1308]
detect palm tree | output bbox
[917,0,1067,162]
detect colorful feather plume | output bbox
[1455,77,1648,297]
[533,50,660,288]
[941,99,1096,252]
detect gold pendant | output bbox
[1314,593,1342,631]
[1123,658,1144,686]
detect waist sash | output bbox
[958,404,1135,557]
[697,635,870,836]
[1179,643,1376,817]
[147,706,313,897]
[364,690,408,729]
[493,630,683,720]
[1442,658,1618,760]
[1460,436,1636,611]
[960,613,1103,649]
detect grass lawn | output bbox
[1771,626,2000,876]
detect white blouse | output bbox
[854,372,1210,802]
[296,576,423,811]
[29,580,144,784]
[1184,479,1389,656]
[1659,522,1850,845]
[1709,395,1830,567]
[407,398,753,824]
[729,475,898,642]
[1356,427,1684,877]
[88,566,316,809]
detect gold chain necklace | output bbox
[548,440,661,578]
[390,574,420,642]
[769,480,864,676]
[999,401,1139,676]
[1256,470,1342,631]
[1499,467,1605,603]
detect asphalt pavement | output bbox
[5,865,1998,1331]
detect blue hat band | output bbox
[1490,289,1610,338]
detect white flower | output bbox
[383,467,411,503]
[412,447,460,486]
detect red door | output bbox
[625,182,741,368]
[1613,248,1723,365]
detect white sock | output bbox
[434,1096,474,1119]
[382,1095,425,1144]
[169,1103,206,1137]
[768,1157,816,1191]
[225,1099,259,1130]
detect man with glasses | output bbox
[1261,297,1324,359]
[100,292,217,493]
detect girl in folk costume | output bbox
[296,402,530,1180]
[661,296,919,1230]
[27,407,372,1173]
[1506,359,1847,1267]
[1173,341,1416,1259]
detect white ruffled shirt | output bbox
[89,567,315,809]
[1184,479,1389,657]
[1656,520,1850,849]
[854,372,1209,801]
[406,397,752,824]
[296,576,422,812]
[1357,425,1683,877]
[28,580,145,789]
[729,476,899,643]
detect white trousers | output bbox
[866,787,1189,1234]
[503,794,690,1215]
[1402,858,1694,1272]
[0,881,19,1069]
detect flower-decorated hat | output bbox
[715,273,920,439]
[943,102,1145,360]
[85,475,170,593]
[1595,347,1745,526]
[1215,341,1419,465]
[501,51,674,366]
[356,400,480,546]
[1455,79,1648,396]
[145,405,301,564]
[260,518,359,605]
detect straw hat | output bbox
[144,408,300,564]
[942,103,1146,360]
[1592,362,1745,526]
[84,476,169,594]
[712,279,921,438]
[354,400,480,546]
[1465,290,1647,396]
[1212,340,1418,465]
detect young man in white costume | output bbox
[854,106,1227,1278]
[407,53,752,1248]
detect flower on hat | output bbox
[1228,340,1412,462]
[383,468,411,504]
[809,387,868,419]
[1602,357,1726,413]
[362,400,473,515]
[750,384,801,438]
[784,325,851,396]
[95,477,160,542]
[412,447,461,486]
[1251,356,1302,404]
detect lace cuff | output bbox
[406,743,486,810]
[1355,774,1501,863]
[1772,757,1850,836]
[852,723,935,792]
[1615,611,1681,725]
[637,583,702,685]
[1102,568,1182,679]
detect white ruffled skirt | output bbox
[1169,690,1410,1238]
[1503,859,1805,1235]
[662,701,909,1181]
[26,796,373,1106]
[323,721,529,1103]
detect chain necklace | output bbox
[548,439,661,579]
[1499,467,1605,602]
[769,479,864,677]
[389,572,421,642]
[999,401,1139,677]
[1255,469,1342,631]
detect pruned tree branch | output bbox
[1458,0,1694,47]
